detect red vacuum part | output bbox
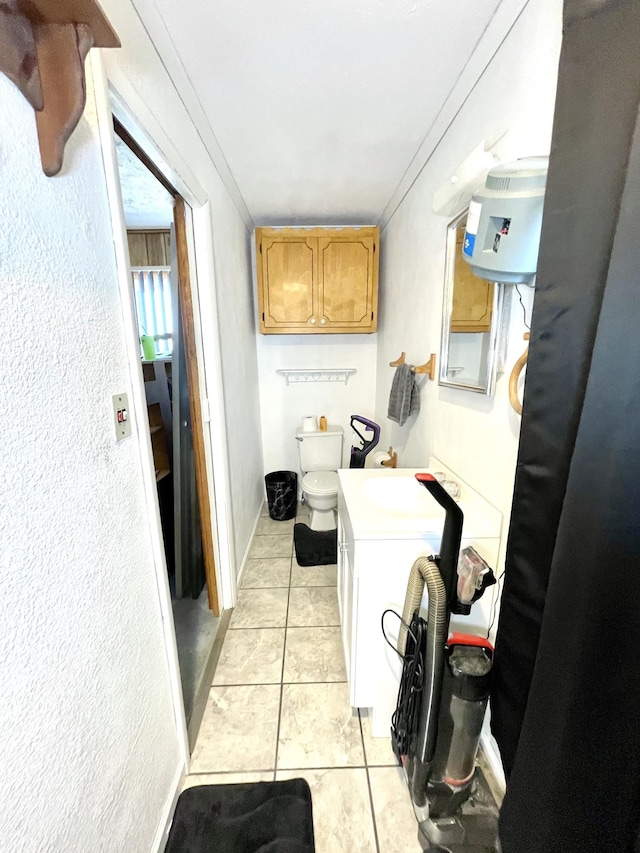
[448,633,494,653]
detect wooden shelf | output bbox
[0,0,120,176]
[145,368,172,484]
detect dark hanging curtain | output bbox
[491,0,640,850]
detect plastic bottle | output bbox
[319,415,327,431]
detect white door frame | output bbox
[90,53,237,772]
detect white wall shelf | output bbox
[276,368,357,386]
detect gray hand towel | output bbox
[387,363,420,426]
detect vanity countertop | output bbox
[337,466,501,541]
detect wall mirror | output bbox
[439,209,504,395]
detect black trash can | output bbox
[265,470,298,521]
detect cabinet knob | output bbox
[309,317,317,325]
[320,318,327,325]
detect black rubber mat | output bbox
[165,779,315,853]
[293,523,337,566]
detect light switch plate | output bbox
[113,392,132,440]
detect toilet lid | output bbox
[303,471,339,495]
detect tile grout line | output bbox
[221,679,348,687]
[193,509,346,784]
[359,709,382,853]
[195,523,405,844]
[189,763,379,775]
[238,511,291,781]
[223,509,364,809]
[272,535,295,782]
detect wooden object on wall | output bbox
[389,351,437,381]
[255,227,379,334]
[127,231,171,266]
[0,0,120,177]
[35,22,93,177]
[509,332,530,416]
[0,5,42,108]
[451,226,494,333]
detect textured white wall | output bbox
[0,73,180,850]
[102,0,264,586]
[375,0,562,578]
[373,0,561,780]
[256,334,378,479]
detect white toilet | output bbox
[296,425,344,531]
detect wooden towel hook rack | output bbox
[509,332,530,415]
[389,351,437,381]
[389,352,408,368]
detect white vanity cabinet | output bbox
[337,465,502,737]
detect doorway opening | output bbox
[113,119,220,739]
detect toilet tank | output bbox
[296,426,344,472]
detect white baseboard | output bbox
[480,730,506,796]
[235,501,264,590]
[152,763,186,853]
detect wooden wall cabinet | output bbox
[450,227,494,333]
[255,227,379,334]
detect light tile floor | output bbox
[184,502,423,852]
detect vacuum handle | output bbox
[415,473,463,610]
[350,415,381,448]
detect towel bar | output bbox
[389,352,437,381]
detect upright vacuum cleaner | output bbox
[391,474,499,852]
[349,415,380,468]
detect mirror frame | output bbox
[439,209,504,396]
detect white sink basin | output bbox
[338,467,502,540]
[363,476,444,517]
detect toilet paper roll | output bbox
[372,450,392,468]
[302,416,318,432]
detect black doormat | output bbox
[294,523,337,566]
[165,779,315,853]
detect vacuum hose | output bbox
[398,556,448,807]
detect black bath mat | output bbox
[294,523,337,567]
[165,778,315,853]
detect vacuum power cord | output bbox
[382,609,426,763]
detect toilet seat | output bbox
[302,471,339,495]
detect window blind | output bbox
[132,267,173,357]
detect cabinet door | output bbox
[451,227,494,333]
[317,231,378,332]
[257,234,317,332]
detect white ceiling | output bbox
[129,0,514,226]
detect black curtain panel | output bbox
[491,0,640,850]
